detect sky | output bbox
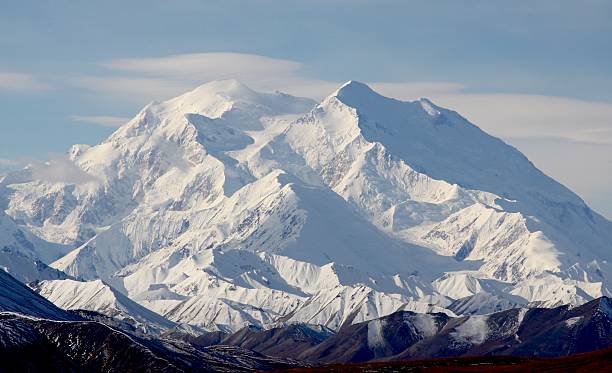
[0,0,611,219]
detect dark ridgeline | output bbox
[203,297,612,364]
[0,269,300,373]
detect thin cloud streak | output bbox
[0,72,51,92]
[70,76,194,103]
[427,93,612,145]
[101,52,302,80]
[71,115,130,127]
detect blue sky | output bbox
[1,0,611,218]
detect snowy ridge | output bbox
[0,80,611,332]
[0,269,71,320]
[32,278,176,334]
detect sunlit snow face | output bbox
[3,80,611,334]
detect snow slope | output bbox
[1,80,611,332]
[32,278,176,334]
[0,210,68,283]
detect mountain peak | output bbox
[188,79,255,97]
[333,81,438,117]
[418,98,441,116]
[171,79,260,112]
[163,79,313,120]
[333,80,379,101]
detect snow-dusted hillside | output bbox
[32,278,176,334]
[1,80,611,332]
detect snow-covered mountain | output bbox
[1,80,611,332]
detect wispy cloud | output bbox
[71,115,130,127]
[71,53,462,102]
[0,154,97,185]
[0,72,50,92]
[70,76,193,103]
[371,82,465,100]
[0,158,25,175]
[27,153,97,184]
[0,158,23,167]
[427,93,612,146]
[101,52,302,81]
[76,53,304,102]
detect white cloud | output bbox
[0,154,97,185]
[427,93,612,145]
[28,154,97,184]
[80,53,304,102]
[101,52,302,81]
[371,82,465,101]
[0,72,50,92]
[72,53,462,102]
[71,115,130,127]
[0,158,24,176]
[0,158,22,167]
[71,76,193,103]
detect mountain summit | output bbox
[1,80,611,332]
